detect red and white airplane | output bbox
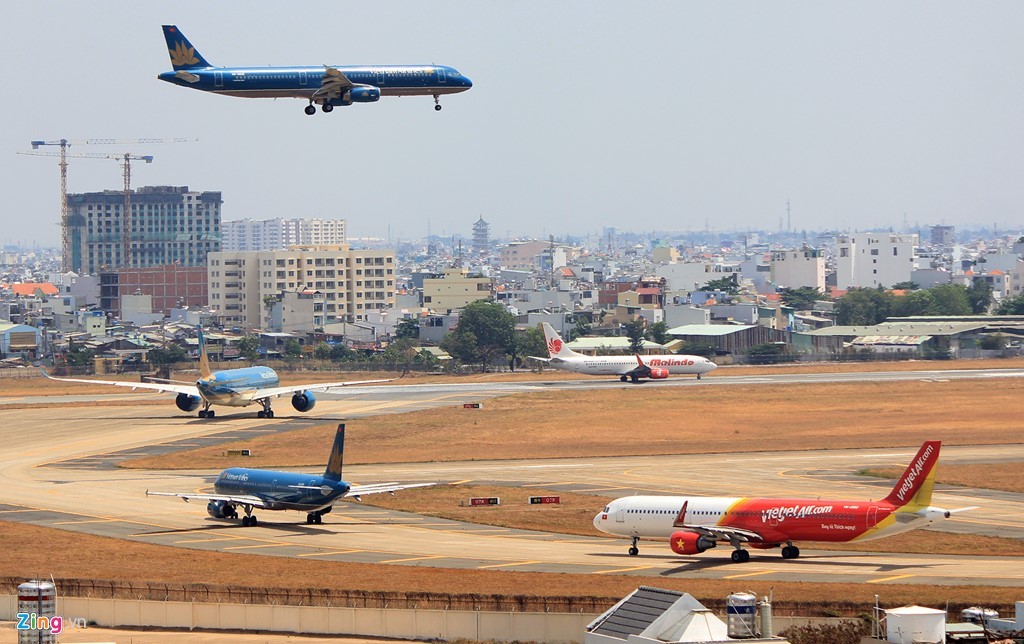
[535,322,716,382]
[593,441,975,562]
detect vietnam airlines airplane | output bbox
[158,25,473,115]
[533,322,717,382]
[41,327,395,419]
[148,424,431,526]
[594,441,976,563]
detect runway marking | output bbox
[378,554,447,564]
[867,574,915,584]
[573,486,630,493]
[723,570,774,580]
[477,560,541,569]
[50,518,119,525]
[449,479,473,485]
[593,565,655,574]
[223,543,287,551]
[175,536,247,544]
[522,481,574,487]
[296,549,365,557]
[0,509,38,514]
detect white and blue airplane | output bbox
[41,327,394,419]
[158,25,473,115]
[148,424,432,526]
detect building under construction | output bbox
[66,185,221,274]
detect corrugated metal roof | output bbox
[807,322,988,337]
[590,587,684,638]
[667,324,756,336]
[851,335,932,346]
[568,337,665,350]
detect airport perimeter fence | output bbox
[1,578,1013,618]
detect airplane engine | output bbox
[207,500,232,518]
[916,506,951,522]
[346,86,381,103]
[669,531,716,555]
[291,390,317,412]
[648,368,670,379]
[175,393,202,412]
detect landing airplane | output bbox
[148,424,431,526]
[533,322,717,382]
[158,25,473,115]
[594,441,976,563]
[40,327,394,419]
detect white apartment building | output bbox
[221,218,347,252]
[836,233,918,289]
[770,246,825,290]
[208,244,395,329]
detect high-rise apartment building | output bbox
[770,245,825,290]
[66,186,221,274]
[221,218,347,251]
[207,244,395,329]
[836,233,919,289]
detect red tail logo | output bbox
[547,338,563,355]
[884,441,941,506]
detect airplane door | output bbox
[376,70,385,85]
[867,506,878,529]
[615,508,625,523]
[299,71,307,86]
[437,67,447,84]
[214,71,223,88]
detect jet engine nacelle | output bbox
[175,393,202,412]
[916,506,952,522]
[648,368,670,380]
[291,390,317,412]
[669,531,717,555]
[346,86,381,103]
[207,500,232,518]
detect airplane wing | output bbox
[346,482,434,500]
[526,355,551,363]
[39,368,200,397]
[146,490,270,509]
[312,65,354,100]
[673,500,765,543]
[620,355,652,378]
[251,375,402,401]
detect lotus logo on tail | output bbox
[547,338,563,356]
[170,41,199,67]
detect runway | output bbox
[1,367,1023,588]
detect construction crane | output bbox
[21,138,194,272]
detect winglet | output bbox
[323,424,346,481]
[162,25,212,70]
[884,441,941,508]
[196,325,213,380]
[673,500,689,527]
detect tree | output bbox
[967,280,993,314]
[283,338,303,358]
[890,289,933,318]
[148,343,188,365]
[515,324,548,367]
[891,281,920,291]
[699,275,739,295]
[675,340,717,358]
[778,287,827,311]
[66,346,94,367]
[237,335,260,361]
[313,342,333,360]
[329,342,354,361]
[623,318,647,353]
[996,294,1024,315]
[835,288,892,326]
[395,317,420,340]
[926,284,972,316]
[648,321,670,345]
[440,301,516,371]
[568,316,592,341]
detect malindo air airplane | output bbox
[41,326,394,419]
[148,424,431,526]
[534,322,717,382]
[594,441,977,563]
[158,25,473,115]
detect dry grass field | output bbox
[863,463,1024,493]
[2,519,1021,610]
[124,377,1024,470]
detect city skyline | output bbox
[5,2,1023,248]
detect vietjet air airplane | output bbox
[148,424,431,526]
[534,322,716,382]
[158,25,473,115]
[41,327,394,419]
[594,441,976,563]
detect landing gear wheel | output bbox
[434,104,442,111]
[781,545,800,559]
[433,94,442,111]
[697,374,702,380]
[242,516,251,527]
[315,514,322,524]
[322,103,334,113]
[250,516,258,526]
[198,410,207,418]
[306,513,315,524]
[731,549,750,563]
[620,375,628,382]
[257,411,266,419]
[304,104,316,115]
[266,410,274,418]
[207,410,215,418]
[628,546,639,556]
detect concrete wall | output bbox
[1,595,593,643]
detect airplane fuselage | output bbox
[196,366,279,407]
[215,468,350,513]
[551,355,717,377]
[594,495,943,545]
[158,64,472,101]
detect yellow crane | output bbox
[20,138,194,272]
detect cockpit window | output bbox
[603,506,610,512]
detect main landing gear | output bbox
[305,103,317,116]
[730,549,750,563]
[256,399,275,419]
[306,512,324,525]
[433,94,442,111]
[781,543,800,559]
[322,102,334,113]
[198,404,216,418]
[628,536,640,556]
[240,506,259,527]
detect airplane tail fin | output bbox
[162,25,212,70]
[323,424,346,481]
[196,325,213,379]
[883,441,941,508]
[541,322,579,359]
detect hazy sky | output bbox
[4,2,1023,247]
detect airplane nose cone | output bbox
[461,75,473,89]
